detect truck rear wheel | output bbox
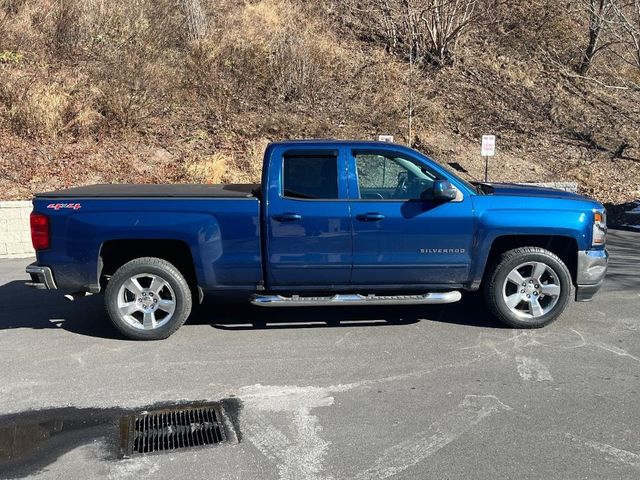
[105,257,192,340]
[484,247,571,328]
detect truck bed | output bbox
[31,186,263,292]
[35,183,259,198]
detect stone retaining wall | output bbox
[520,182,579,193]
[0,201,34,258]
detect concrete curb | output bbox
[0,201,34,258]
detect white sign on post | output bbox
[378,135,394,143]
[481,135,496,157]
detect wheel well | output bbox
[484,235,578,284]
[99,239,197,289]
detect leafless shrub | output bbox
[50,0,81,57]
[183,138,267,185]
[186,0,344,115]
[80,0,182,128]
[269,22,336,101]
[350,0,494,67]
[94,55,170,129]
[0,73,72,137]
[1,0,27,15]
[184,152,229,184]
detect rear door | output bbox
[264,146,353,286]
[347,148,475,285]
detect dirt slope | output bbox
[0,0,638,205]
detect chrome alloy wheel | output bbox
[501,261,561,319]
[117,273,176,330]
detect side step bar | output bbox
[251,291,462,307]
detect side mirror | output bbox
[432,180,457,201]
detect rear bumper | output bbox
[25,263,57,290]
[575,249,608,302]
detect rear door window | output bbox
[283,155,339,199]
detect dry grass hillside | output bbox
[0,0,639,207]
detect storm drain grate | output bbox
[120,404,227,456]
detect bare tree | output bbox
[181,0,207,41]
[571,0,640,89]
[577,0,616,75]
[611,0,640,70]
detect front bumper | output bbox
[575,249,608,301]
[25,263,57,290]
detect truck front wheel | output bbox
[484,247,572,328]
[105,257,192,340]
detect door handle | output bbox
[356,212,385,222]
[273,212,302,222]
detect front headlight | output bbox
[592,210,607,246]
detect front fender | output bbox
[470,207,591,285]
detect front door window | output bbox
[355,154,437,200]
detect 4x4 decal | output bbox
[46,203,82,211]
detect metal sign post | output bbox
[481,135,496,182]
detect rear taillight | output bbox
[30,212,50,250]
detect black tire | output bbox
[484,247,572,328]
[105,257,192,340]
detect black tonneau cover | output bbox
[35,184,258,198]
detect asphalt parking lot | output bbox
[0,228,638,480]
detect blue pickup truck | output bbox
[25,140,608,340]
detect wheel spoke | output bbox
[149,275,167,295]
[119,301,139,316]
[143,311,157,329]
[116,272,177,332]
[507,269,525,285]
[532,262,547,281]
[158,299,175,314]
[540,284,561,297]
[124,278,144,296]
[505,293,522,309]
[529,297,544,317]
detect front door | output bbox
[348,149,475,285]
[265,147,353,286]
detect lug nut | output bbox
[520,289,525,293]
[535,284,539,288]
[527,294,531,298]
[533,292,538,296]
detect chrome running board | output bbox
[251,291,462,307]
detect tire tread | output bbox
[484,246,572,329]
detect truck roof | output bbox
[268,139,405,147]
